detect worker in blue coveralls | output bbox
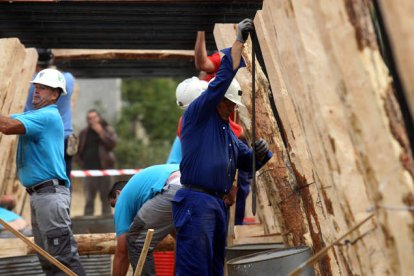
[108,164,181,276]
[172,18,273,276]
[168,71,251,225]
[0,68,85,275]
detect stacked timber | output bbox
[214,0,413,275]
[0,38,37,213]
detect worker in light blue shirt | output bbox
[25,48,76,180]
[173,19,273,276]
[109,164,181,276]
[11,105,69,188]
[0,68,85,275]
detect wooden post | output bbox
[134,229,154,276]
[52,49,195,60]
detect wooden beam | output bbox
[0,233,175,257]
[233,234,283,245]
[233,224,265,239]
[52,49,195,60]
[1,0,262,3]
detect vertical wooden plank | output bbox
[250,0,414,274]
[0,38,37,220]
[377,1,414,123]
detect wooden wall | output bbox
[214,0,414,274]
[0,38,37,215]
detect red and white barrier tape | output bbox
[71,169,141,178]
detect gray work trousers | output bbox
[83,175,112,215]
[30,185,86,276]
[127,182,181,276]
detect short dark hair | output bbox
[88,109,109,127]
[108,181,128,200]
[37,48,54,67]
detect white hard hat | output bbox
[176,77,208,110]
[210,78,245,107]
[31,68,67,95]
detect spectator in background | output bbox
[77,109,118,216]
[25,48,78,180]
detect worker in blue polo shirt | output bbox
[25,49,77,180]
[108,164,181,276]
[0,68,85,275]
[172,19,273,276]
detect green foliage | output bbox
[115,78,182,168]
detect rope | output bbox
[287,214,374,276]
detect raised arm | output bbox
[232,18,254,70]
[194,31,217,73]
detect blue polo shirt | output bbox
[180,47,272,195]
[11,105,69,188]
[114,164,179,237]
[25,72,75,138]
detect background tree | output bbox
[115,78,182,168]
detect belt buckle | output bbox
[26,187,34,195]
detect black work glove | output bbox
[236,18,254,43]
[254,138,269,161]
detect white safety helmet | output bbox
[210,78,245,107]
[176,77,208,110]
[30,68,67,95]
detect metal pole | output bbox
[251,32,257,216]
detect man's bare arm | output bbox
[0,114,25,135]
[113,234,129,276]
[195,31,216,73]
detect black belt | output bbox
[183,185,227,200]
[26,179,66,195]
